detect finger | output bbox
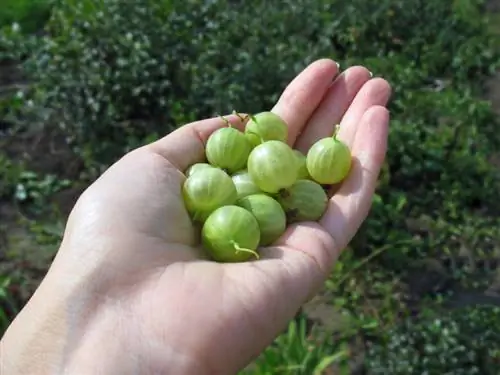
[271,59,339,146]
[294,66,371,153]
[324,78,391,197]
[147,113,248,172]
[320,105,390,250]
[337,78,391,148]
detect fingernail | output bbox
[369,70,374,78]
[336,62,340,69]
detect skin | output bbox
[0,59,391,375]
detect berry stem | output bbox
[232,110,249,123]
[332,124,341,140]
[192,211,202,222]
[219,114,233,128]
[231,241,260,260]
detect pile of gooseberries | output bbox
[182,111,352,262]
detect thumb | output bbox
[147,114,248,172]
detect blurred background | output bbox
[1,0,499,373]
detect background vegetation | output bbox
[1,0,500,373]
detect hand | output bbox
[0,59,391,375]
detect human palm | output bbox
[2,59,391,375]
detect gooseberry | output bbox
[205,126,251,173]
[245,111,288,148]
[306,130,352,184]
[294,150,310,180]
[185,162,214,177]
[232,170,262,199]
[237,194,286,246]
[182,168,237,222]
[201,205,261,262]
[278,179,328,223]
[247,140,299,194]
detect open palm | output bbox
[22,59,391,375]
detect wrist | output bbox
[60,310,208,375]
[0,266,209,375]
[1,272,68,375]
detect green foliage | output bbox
[6,0,342,166]
[326,248,409,332]
[0,275,18,336]
[14,171,71,208]
[0,0,52,33]
[242,316,350,375]
[365,306,500,374]
[3,0,499,174]
[341,0,500,280]
[0,153,71,208]
[0,153,23,198]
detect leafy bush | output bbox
[9,0,498,168]
[6,0,338,166]
[0,275,19,336]
[365,306,500,374]
[0,0,52,33]
[0,153,22,199]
